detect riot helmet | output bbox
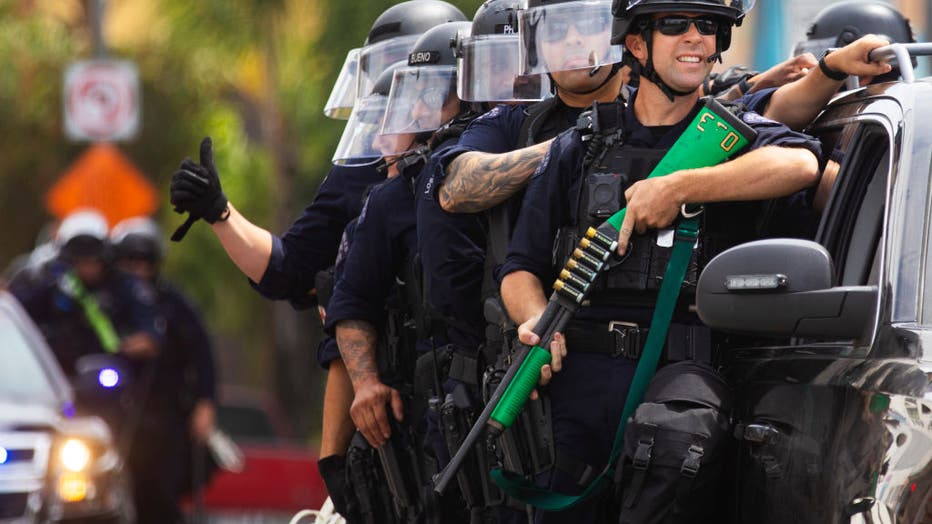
[792,1,913,83]
[356,0,468,99]
[323,48,361,119]
[332,60,408,165]
[611,0,751,44]
[111,216,165,264]
[611,0,754,100]
[518,0,624,77]
[379,21,473,148]
[456,0,550,102]
[56,209,109,261]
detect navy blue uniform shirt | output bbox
[416,136,488,349]
[501,90,823,293]
[316,218,358,368]
[251,161,383,309]
[324,170,418,334]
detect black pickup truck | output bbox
[697,43,932,523]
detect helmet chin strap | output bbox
[635,29,694,102]
[570,61,624,96]
[376,135,421,175]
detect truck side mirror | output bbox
[697,239,877,339]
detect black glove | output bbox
[169,137,229,241]
[705,65,757,96]
[317,454,359,521]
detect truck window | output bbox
[813,123,889,287]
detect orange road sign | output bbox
[46,144,158,227]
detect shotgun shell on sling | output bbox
[553,280,586,303]
[572,248,604,270]
[565,259,598,281]
[579,238,611,260]
[586,227,618,251]
[559,269,590,291]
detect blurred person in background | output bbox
[111,216,218,524]
[8,209,162,377]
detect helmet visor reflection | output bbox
[324,48,360,120]
[356,36,419,98]
[380,66,459,135]
[457,35,550,102]
[518,0,623,75]
[331,94,389,165]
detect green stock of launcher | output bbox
[432,97,758,509]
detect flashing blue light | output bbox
[98,368,120,388]
[0,447,8,465]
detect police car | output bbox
[0,291,134,523]
[696,43,932,523]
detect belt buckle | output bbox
[608,321,641,359]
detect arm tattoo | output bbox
[439,140,552,213]
[336,320,379,386]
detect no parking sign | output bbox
[64,60,140,142]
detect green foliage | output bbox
[0,0,487,439]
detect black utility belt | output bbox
[563,320,712,363]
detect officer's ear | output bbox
[625,33,649,65]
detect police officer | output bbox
[418,0,549,365]
[794,0,913,88]
[10,209,162,377]
[418,0,550,372]
[328,19,474,451]
[414,2,550,520]
[168,2,467,515]
[498,0,823,521]
[756,0,908,134]
[436,0,627,217]
[325,21,476,522]
[111,216,218,524]
[748,4,901,233]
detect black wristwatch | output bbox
[819,50,848,81]
[737,75,755,95]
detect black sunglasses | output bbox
[652,16,721,36]
[540,13,611,43]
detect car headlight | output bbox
[60,439,91,472]
[58,471,90,502]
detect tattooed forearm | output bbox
[439,139,554,213]
[335,320,380,388]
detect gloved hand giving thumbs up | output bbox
[169,137,229,241]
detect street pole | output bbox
[88,0,107,58]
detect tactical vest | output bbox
[553,101,764,309]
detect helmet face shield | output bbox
[324,48,360,119]
[518,0,623,75]
[331,94,390,165]
[458,34,550,102]
[380,66,459,136]
[357,35,420,98]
